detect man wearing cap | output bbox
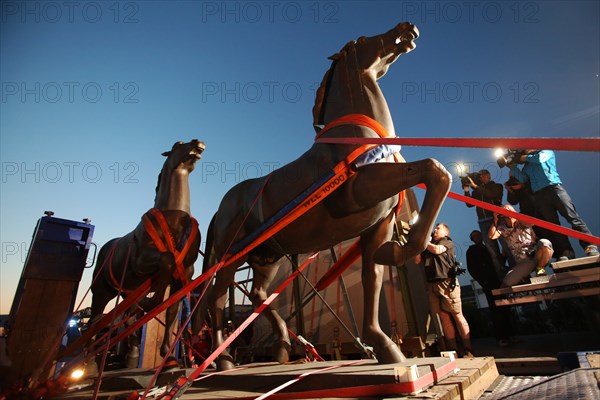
[463,169,508,278]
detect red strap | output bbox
[142,209,198,286]
[256,359,367,400]
[316,113,405,215]
[315,113,391,140]
[315,239,361,291]
[107,238,133,294]
[428,186,600,246]
[163,253,320,399]
[315,136,600,152]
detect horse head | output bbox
[155,139,206,212]
[313,22,419,130]
[161,139,206,173]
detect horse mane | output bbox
[311,40,357,133]
[155,170,162,194]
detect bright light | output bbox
[456,163,466,176]
[68,320,77,328]
[494,148,505,158]
[71,368,85,380]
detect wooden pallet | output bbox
[51,356,499,400]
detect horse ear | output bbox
[161,151,171,157]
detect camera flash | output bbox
[494,148,505,158]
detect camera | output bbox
[504,175,521,188]
[448,261,466,278]
[497,149,525,168]
[448,258,466,290]
[460,172,482,187]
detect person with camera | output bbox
[415,223,473,358]
[466,230,513,347]
[489,204,554,287]
[463,169,509,277]
[504,149,598,259]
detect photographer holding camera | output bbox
[463,169,509,277]
[489,204,554,286]
[503,149,598,259]
[415,223,473,358]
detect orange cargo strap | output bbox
[142,208,199,286]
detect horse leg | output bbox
[249,263,290,365]
[88,252,118,374]
[139,252,175,312]
[160,300,181,359]
[350,158,451,265]
[209,260,242,371]
[122,251,175,368]
[360,211,407,364]
[125,310,143,368]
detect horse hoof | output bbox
[216,355,235,371]
[275,340,292,364]
[375,342,407,364]
[125,347,140,368]
[160,344,172,358]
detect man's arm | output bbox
[463,178,476,208]
[425,241,448,255]
[488,214,502,240]
[509,164,529,184]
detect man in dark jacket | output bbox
[463,169,508,277]
[466,230,513,347]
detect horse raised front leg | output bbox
[249,263,290,365]
[364,158,451,265]
[360,211,406,364]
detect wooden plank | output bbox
[495,287,600,306]
[551,255,600,271]
[424,357,498,400]
[492,268,600,296]
[494,357,561,375]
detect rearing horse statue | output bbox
[200,22,451,370]
[90,139,205,368]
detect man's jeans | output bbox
[535,184,594,254]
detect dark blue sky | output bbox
[1,1,599,312]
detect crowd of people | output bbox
[455,149,597,350]
[415,149,598,356]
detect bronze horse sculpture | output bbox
[90,139,205,368]
[199,22,451,370]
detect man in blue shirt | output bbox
[509,150,598,259]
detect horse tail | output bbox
[192,213,217,335]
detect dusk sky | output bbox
[1,1,599,314]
